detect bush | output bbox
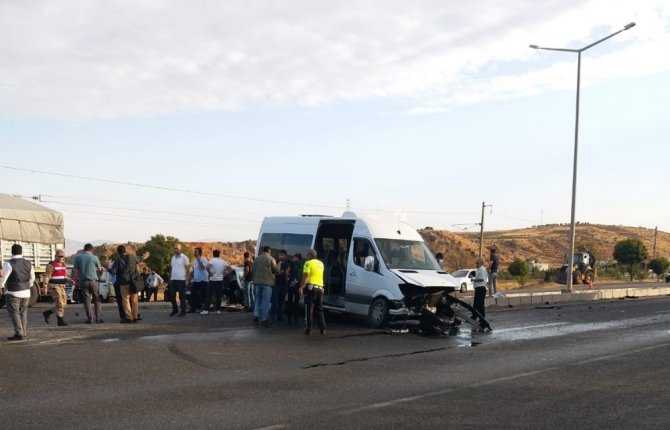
[508,258,529,287]
[649,257,670,281]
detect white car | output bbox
[450,268,476,292]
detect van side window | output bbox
[353,238,376,270]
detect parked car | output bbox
[450,268,476,293]
[98,270,116,302]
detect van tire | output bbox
[367,297,389,328]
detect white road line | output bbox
[494,322,568,333]
[575,342,670,365]
[253,425,287,430]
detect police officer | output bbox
[299,249,326,335]
[41,249,72,326]
[0,244,36,341]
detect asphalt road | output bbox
[1,296,670,429]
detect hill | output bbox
[421,224,670,271]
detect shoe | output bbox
[57,317,69,326]
[277,317,286,322]
[43,310,53,324]
[200,310,209,315]
[215,311,221,314]
[7,334,24,341]
[96,319,103,324]
[178,311,186,317]
[261,320,270,327]
[136,315,142,320]
[169,311,178,317]
[253,316,259,323]
[320,329,326,335]
[304,328,311,335]
[86,319,93,324]
[132,319,139,323]
[187,309,196,313]
[120,319,132,324]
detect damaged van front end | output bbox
[388,270,491,334]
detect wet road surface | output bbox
[1,296,669,429]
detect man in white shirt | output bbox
[472,258,489,329]
[202,249,230,314]
[169,244,190,317]
[146,270,164,302]
[0,244,36,341]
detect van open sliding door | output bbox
[314,220,355,308]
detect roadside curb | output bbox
[458,286,670,309]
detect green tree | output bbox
[507,258,529,287]
[613,239,649,282]
[136,234,193,281]
[649,257,670,282]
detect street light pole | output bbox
[530,22,635,293]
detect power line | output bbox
[0,165,343,210]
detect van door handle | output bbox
[349,272,356,277]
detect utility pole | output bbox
[478,201,493,258]
[346,198,350,211]
[653,226,658,258]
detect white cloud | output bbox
[0,0,667,119]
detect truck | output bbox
[257,211,491,333]
[0,194,65,307]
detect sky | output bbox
[0,0,668,244]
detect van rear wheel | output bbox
[367,297,389,328]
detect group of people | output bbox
[1,242,328,342]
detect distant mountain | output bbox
[65,239,113,256]
[421,224,670,271]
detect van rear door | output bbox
[314,220,354,308]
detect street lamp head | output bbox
[624,22,636,30]
[529,44,539,49]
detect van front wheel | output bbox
[367,297,389,328]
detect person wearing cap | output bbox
[299,249,326,335]
[41,249,73,326]
[0,244,35,341]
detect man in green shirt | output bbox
[72,243,103,324]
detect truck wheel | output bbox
[460,283,467,293]
[367,297,389,328]
[28,282,39,307]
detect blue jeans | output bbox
[245,281,254,309]
[253,284,272,322]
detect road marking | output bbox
[253,425,287,430]
[494,322,568,333]
[574,342,670,365]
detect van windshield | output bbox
[374,239,441,271]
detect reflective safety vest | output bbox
[50,261,67,284]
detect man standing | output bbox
[0,244,35,341]
[472,258,489,328]
[299,249,326,335]
[286,253,303,325]
[243,252,254,311]
[270,249,290,322]
[251,246,277,326]
[113,245,150,323]
[189,247,209,313]
[146,270,163,302]
[203,249,229,314]
[72,243,103,324]
[488,247,499,297]
[41,249,72,326]
[169,244,190,317]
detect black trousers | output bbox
[169,280,187,313]
[204,280,223,311]
[286,286,301,323]
[113,284,125,319]
[472,286,486,321]
[304,287,326,331]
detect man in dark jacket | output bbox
[0,244,36,341]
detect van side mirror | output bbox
[364,256,375,271]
